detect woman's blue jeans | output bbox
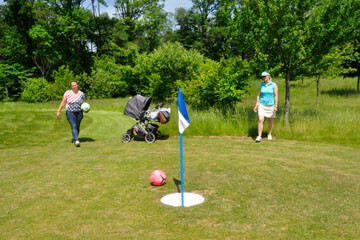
[66,111,83,142]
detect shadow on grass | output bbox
[248,126,270,140]
[321,88,359,97]
[79,137,95,142]
[248,125,258,140]
[133,134,169,142]
[173,178,182,193]
[150,182,167,187]
[157,135,170,141]
[133,136,145,142]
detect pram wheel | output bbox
[121,133,132,143]
[145,132,156,143]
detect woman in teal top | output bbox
[253,72,278,142]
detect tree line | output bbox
[0,0,359,124]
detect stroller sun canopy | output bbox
[124,94,152,120]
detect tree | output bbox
[190,0,219,55]
[114,0,166,51]
[53,7,94,74]
[305,44,355,107]
[89,0,108,53]
[47,0,86,12]
[0,0,35,68]
[174,8,197,49]
[342,38,360,94]
[40,0,94,74]
[90,0,108,18]
[137,3,167,52]
[0,0,36,99]
[174,0,222,59]
[231,0,359,126]
[29,24,58,79]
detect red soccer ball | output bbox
[150,170,167,186]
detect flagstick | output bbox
[160,88,203,207]
[180,133,184,207]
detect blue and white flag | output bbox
[178,88,190,134]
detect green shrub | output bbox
[22,78,51,102]
[0,63,32,101]
[182,57,250,108]
[50,66,81,100]
[84,56,132,98]
[181,58,219,106]
[135,42,205,100]
[111,42,139,66]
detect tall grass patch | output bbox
[152,77,360,148]
[272,77,360,147]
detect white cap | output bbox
[261,72,270,77]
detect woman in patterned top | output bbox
[56,81,88,147]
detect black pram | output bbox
[122,94,170,143]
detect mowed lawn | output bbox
[0,104,359,239]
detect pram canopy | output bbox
[124,94,152,120]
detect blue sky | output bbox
[163,0,193,12]
[0,0,193,16]
[84,0,193,17]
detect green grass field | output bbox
[0,77,360,239]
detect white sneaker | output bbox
[75,140,80,147]
[268,134,272,140]
[255,136,262,142]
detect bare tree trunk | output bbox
[91,0,96,17]
[32,56,46,80]
[316,76,320,107]
[284,72,291,127]
[90,0,103,53]
[90,0,96,53]
[357,75,359,94]
[98,0,101,17]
